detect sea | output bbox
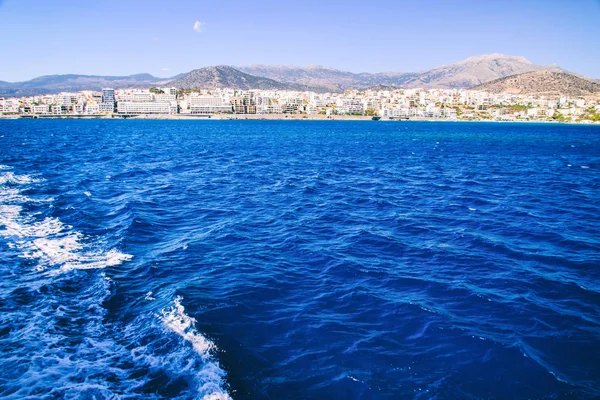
[0,119,599,399]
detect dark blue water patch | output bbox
[0,120,599,399]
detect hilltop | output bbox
[472,70,600,97]
[168,66,306,91]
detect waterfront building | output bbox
[187,96,232,114]
[231,92,256,114]
[2,99,20,113]
[190,96,226,107]
[85,104,100,114]
[73,104,84,114]
[102,88,115,103]
[305,105,317,115]
[33,104,50,114]
[99,102,115,113]
[190,104,233,114]
[117,101,176,114]
[101,88,116,113]
[256,104,283,114]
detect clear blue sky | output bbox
[1,0,599,81]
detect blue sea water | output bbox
[0,119,599,399]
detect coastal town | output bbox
[1,86,599,123]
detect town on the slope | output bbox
[1,86,599,123]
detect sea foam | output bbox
[159,296,232,400]
[0,168,132,273]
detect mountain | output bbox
[238,64,408,91]
[168,66,307,91]
[471,70,600,97]
[238,65,373,92]
[240,54,571,90]
[399,53,567,89]
[0,73,171,97]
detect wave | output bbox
[159,296,232,400]
[0,171,38,185]
[0,167,132,273]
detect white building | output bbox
[117,101,176,114]
[190,104,232,114]
[85,104,100,114]
[132,92,154,102]
[60,94,73,107]
[33,104,50,114]
[190,96,227,106]
[188,96,231,114]
[4,99,21,113]
[305,105,317,115]
[99,102,115,113]
[155,94,177,102]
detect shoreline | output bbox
[0,113,598,125]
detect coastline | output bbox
[0,113,598,125]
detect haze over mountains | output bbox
[0,54,597,97]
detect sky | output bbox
[0,0,599,81]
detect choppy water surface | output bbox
[0,120,599,399]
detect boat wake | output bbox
[0,165,231,399]
[159,297,232,400]
[0,167,131,274]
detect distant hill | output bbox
[238,64,413,91]
[472,70,600,97]
[238,65,374,92]
[168,66,306,91]
[239,54,571,90]
[0,73,171,97]
[400,53,567,89]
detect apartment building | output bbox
[117,101,176,114]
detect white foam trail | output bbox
[0,171,39,185]
[161,297,213,355]
[0,169,132,273]
[159,297,232,400]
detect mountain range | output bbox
[0,73,172,97]
[0,54,597,97]
[238,54,572,91]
